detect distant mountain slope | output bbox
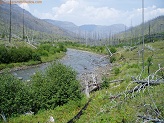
[117,15,164,39]
[0,1,72,42]
[44,19,79,33]
[79,24,126,33]
[44,19,127,39]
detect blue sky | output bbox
[19,0,164,26]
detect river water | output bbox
[12,49,109,81]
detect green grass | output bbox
[4,40,164,123]
[8,97,87,123]
[41,52,65,62]
[0,39,35,48]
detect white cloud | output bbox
[30,0,164,26]
[52,0,79,18]
[19,3,30,12]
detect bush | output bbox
[0,46,10,63]
[114,68,120,75]
[31,62,82,112]
[38,44,51,52]
[0,46,38,64]
[110,47,117,53]
[110,56,116,63]
[0,73,32,117]
[59,44,67,52]
[101,77,110,89]
[32,53,41,61]
[40,50,49,56]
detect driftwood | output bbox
[137,115,164,123]
[110,67,164,99]
[109,84,145,100]
[133,79,164,85]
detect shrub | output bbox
[114,68,120,75]
[110,56,116,63]
[101,77,110,89]
[0,46,37,64]
[40,50,49,56]
[39,44,51,52]
[0,73,32,117]
[32,53,41,61]
[31,62,82,112]
[110,47,117,53]
[59,44,67,52]
[0,46,10,63]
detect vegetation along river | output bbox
[12,49,110,83]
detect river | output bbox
[12,49,109,81]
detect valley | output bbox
[0,0,164,123]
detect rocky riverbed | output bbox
[3,49,111,91]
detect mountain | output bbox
[79,24,126,34]
[117,16,164,40]
[44,19,127,39]
[44,19,79,33]
[0,1,72,42]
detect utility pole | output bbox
[9,0,11,43]
[142,0,145,71]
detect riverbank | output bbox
[0,52,65,74]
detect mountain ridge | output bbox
[44,19,127,39]
[0,1,73,42]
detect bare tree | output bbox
[9,0,11,43]
[23,8,25,40]
[141,0,145,71]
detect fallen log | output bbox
[137,115,164,123]
[109,84,145,100]
[133,79,164,86]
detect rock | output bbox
[17,77,23,80]
[49,116,55,122]
[25,111,34,115]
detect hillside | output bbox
[44,19,79,34]
[117,16,164,40]
[0,1,73,42]
[79,24,126,35]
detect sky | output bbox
[18,0,164,26]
